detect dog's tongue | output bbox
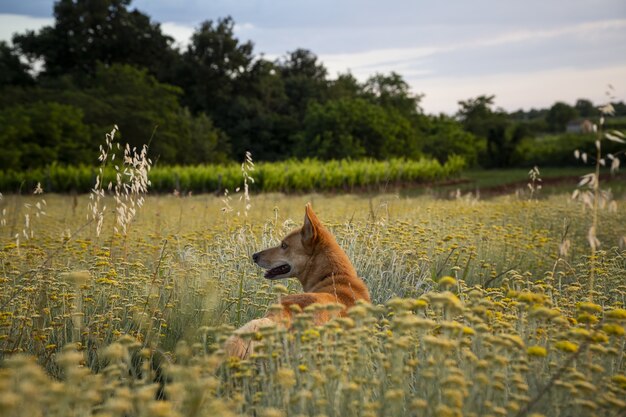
[265,264,291,278]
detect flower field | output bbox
[0,191,625,417]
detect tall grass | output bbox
[0,191,625,416]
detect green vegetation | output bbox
[0,157,465,194]
[2,1,625,171]
[1,190,625,416]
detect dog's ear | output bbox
[301,203,320,247]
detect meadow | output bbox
[0,183,625,417]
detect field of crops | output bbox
[0,156,465,194]
[1,188,625,417]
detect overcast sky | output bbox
[1,0,625,114]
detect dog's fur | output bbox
[223,203,370,358]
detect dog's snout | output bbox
[252,252,260,263]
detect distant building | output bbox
[566,119,594,134]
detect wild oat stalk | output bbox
[572,85,625,301]
[87,125,152,237]
[88,125,118,237]
[527,165,542,201]
[113,142,152,235]
[221,151,255,217]
[20,182,47,241]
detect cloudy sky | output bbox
[1,0,625,114]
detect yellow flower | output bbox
[438,276,457,288]
[612,374,626,389]
[576,302,602,313]
[554,340,578,353]
[605,309,626,320]
[276,368,296,389]
[527,346,547,357]
[462,326,475,335]
[577,313,599,324]
[602,323,625,336]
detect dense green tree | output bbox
[0,64,228,166]
[0,102,90,169]
[546,101,578,132]
[0,42,34,87]
[6,2,611,170]
[364,72,423,118]
[457,95,513,167]
[222,59,290,160]
[422,115,485,166]
[13,0,177,80]
[299,98,421,160]
[176,17,254,115]
[574,99,598,118]
[83,64,229,163]
[327,73,364,100]
[278,49,329,117]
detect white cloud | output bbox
[234,22,255,32]
[320,47,439,78]
[417,65,626,114]
[318,19,626,80]
[0,14,53,44]
[160,22,195,49]
[465,18,626,49]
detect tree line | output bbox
[1,0,624,171]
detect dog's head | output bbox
[252,203,323,280]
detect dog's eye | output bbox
[281,242,288,250]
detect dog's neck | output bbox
[298,234,357,293]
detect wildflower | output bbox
[529,306,560,320]
[554,340,578,353]
[435,404,455,417]
[60,270,91,286]
[428,291,464,313]
[517,292,545,304]
[411,399,428,410]
[612,374,626,389]
[276,368,296,389]
[462,326,475,335]
[569,328,591,340]
[301,328,320,342]
[411,299,429,310]
[602,323,625,336]
[272,284,289,294]
[103,343,126,361]
[348,304,368,318]
[384,389,404,400]
[577,313,599,324]
[591,331,609,343]
[576,302,602,313]
[423,335,457,351]
[443,389,464,408]
[260,407,285,417]
[527,346,548,357]
[605,308,626,320]
[386,297,414,311]
[438,276,457,288]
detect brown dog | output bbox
[224,203,370,358]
